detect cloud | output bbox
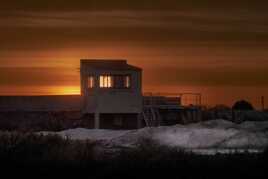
[1,1,268,92]
[1,9,268,52]
[1,10,268,32]
[1,1,268,11]
[144,66,268,86]
[0,67,79,86]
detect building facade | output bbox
[80,59,143,129]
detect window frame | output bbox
[99,74,132,89]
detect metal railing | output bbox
[143,92,202,107]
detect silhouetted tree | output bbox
[232,100,254,111]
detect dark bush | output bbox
[0,133,267,178]
[232,100,254,111]
[0,132,97,166]
[0,111,94,132]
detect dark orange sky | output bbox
[1,0,268,108]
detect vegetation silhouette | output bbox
[232,100,254,111]
[0,133,267,178]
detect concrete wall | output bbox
[81,68,143,114]
[0,95,82,112]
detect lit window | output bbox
[125,76,131,88]
[100,76,104,88]
[107,76,112,87]
[99,75,131,89]
[100,75,113,88]
[88,76,95,88]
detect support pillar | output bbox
[137,113,143,128]
[94,112,100,129]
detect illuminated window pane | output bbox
[105,76,108,87]
[100,76,104,88]
[103,76,107,87]
[100,75,113,88]
[88,76,94,88]
[107,76,112,88]
[125,76,130,88]
[110,76,114,88]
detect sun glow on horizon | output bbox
[52,86,81,95]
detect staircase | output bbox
[142,106,161,127]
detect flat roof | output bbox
[81,59,142,71]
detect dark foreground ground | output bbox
[0,133,267,179]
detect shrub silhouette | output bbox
[232,100,254,111]
[0,133,267,178]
